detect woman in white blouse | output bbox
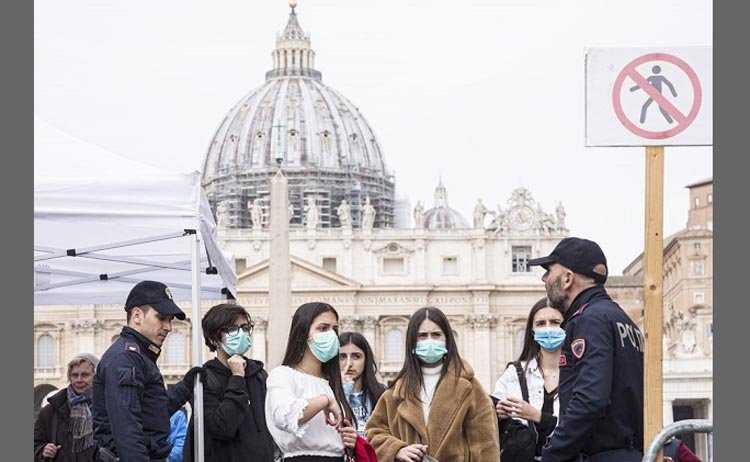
[492,298,566,461]
[265,302,358,462]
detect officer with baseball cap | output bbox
[530,238,644,462]
[93,281,204,462]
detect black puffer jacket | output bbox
[184,357,276,462]
[34,388,97,462]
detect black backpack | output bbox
[492,361,539,462]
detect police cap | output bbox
[529,237,608,284]
[124,280,186,320]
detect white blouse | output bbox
[264,365,345,458]
[491,358,560,427]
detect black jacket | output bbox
[542,285,644,462]
[93,327,192,462]
[34,388,97,462]
[184,357,276,462]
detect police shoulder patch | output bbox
[124,341,140,353]
[571,338,586,359]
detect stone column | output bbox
[252,318,268,364]
[662,398,674,427]
[472,238,487,283]
[466,314,497,390]
[70,319,103,355]
[267,169,292,369]
[362,316,378,350]
[339,316,360,334]
[415,238,427,283]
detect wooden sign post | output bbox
[643,146,664,457]
[586,47,711,455]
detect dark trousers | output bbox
[283,456,344,462]
[583,448,643,462]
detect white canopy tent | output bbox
[34,116,232,461]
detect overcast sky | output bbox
[34,0,712,275]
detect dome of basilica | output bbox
[201,4,395,229]
[422,180,469,230]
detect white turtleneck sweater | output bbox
[420,363,443,423]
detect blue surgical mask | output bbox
[534,327,566,351]
[309,330,340,363]
[222,330,252,356]
[413,339,448,364]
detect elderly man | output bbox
[92,281,203,462]
[34,352,100,462]
[530,238,644,462]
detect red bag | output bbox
[352,435,378,462]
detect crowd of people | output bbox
[34,237,701,462]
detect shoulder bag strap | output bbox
[512,361,531,403]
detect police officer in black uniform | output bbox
[93,281,203,462]
[529,238,644,462]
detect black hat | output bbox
[125,281,186,320]
[528,237,608,284]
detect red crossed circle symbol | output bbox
[612,53,702,140]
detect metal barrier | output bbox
[642,419,713,462]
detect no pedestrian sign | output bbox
[585,47,712,147]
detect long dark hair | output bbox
[339,332,386,406]
[392,307,463,404]
[281,302,354,423]
[518,297,565,365]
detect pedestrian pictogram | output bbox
[585,47,711,147]
[630,65,677,124]
[612,53,702,140]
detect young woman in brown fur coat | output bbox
[365,307,500,461]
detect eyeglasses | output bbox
[221,324,254,336]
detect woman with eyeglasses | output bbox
[365,307,500,461]
[265,302,358,462]
[183,303,276,462]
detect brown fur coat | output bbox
[365,360,500,461]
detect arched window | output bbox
[386,328,403,361]
[514,328,525,358]
[37,335,54,368]
[166,332,186,365]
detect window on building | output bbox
[694,196,700,208]
[236,258,247,274]
[385,329,403,361]
[442,256,459,275]
[694,292,705,304]
[693,243,701,251]
[166,332,185,365]
[707,322,713,341]
[322,257,337,273]
[707,220,713,231]
[514,327,525,357]
[512,246,532,273]
[37,335,54,368]
[693,261,705,276]
[707,193,713,205]
[383,257,405,274]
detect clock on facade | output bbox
[509,205,535,230]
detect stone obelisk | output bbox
[266,168,292,369]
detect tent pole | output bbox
[190,232,205,462]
